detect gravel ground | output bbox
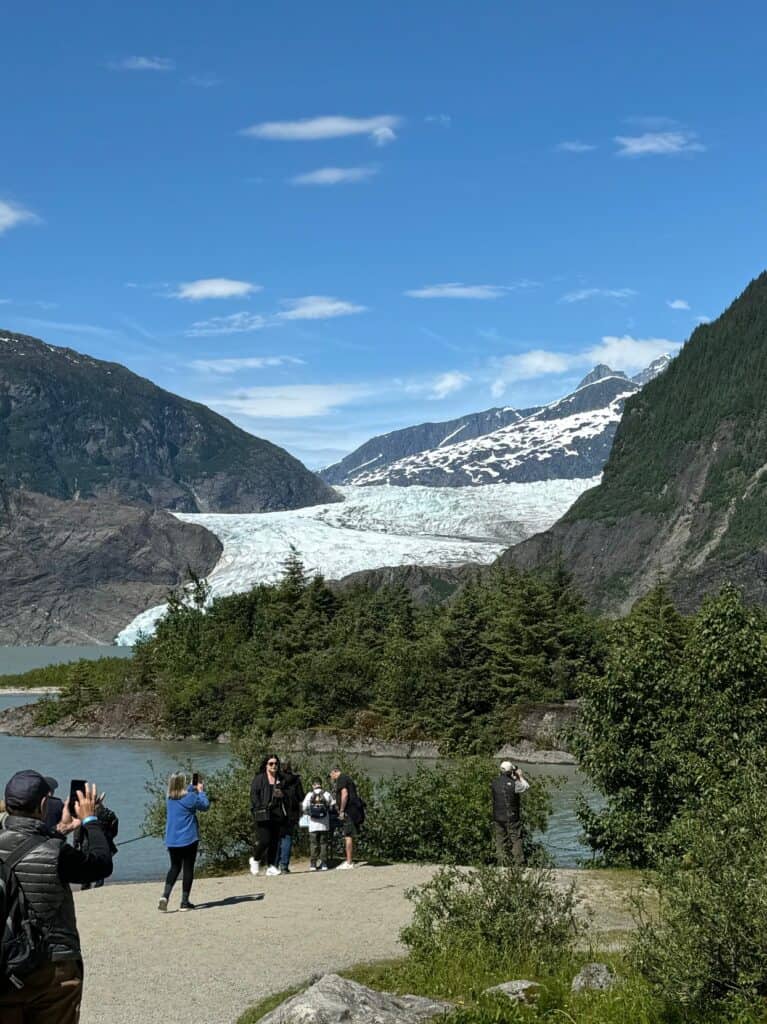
[75,864,638,1024]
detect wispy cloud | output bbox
[0,199,41,236]
[241,114,400,146]
[560,287,636,303]
[556,140,596,153]
[0,298,11,305]
[406,282,523,300]
[174,278,261,301]
[428,371,471,399]
[490,350,571,397]
[209,383,374,419]
[18,318,116,339]
[187,72,221,88]
[186,312,269,337]
[695,315,711,324]
[584,335,678,371]
[289,166,378,186]
[667,298,690,310]
[425,114,452,127]
[276,296,367,320]
[614,130,705,157]
[191,356,303,374]
[108,56,175,72]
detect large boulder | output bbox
[482,980,540,1004]
[258,973,453,1023]
[571,962,618,992]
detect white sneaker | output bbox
[248,858,260,876]
[309,864,318,872]
[336,861,354,870]
[266,865,281,876]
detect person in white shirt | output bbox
[490,760,530,866]
[301,780,335,871]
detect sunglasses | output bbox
[267,760,278,766]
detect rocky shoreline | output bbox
[0,694,577,764]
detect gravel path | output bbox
[75,864,638,1024]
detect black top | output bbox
[334,774,363,823]
[43,795,65,831]
[280,771,306,825]
[250,772,286,821]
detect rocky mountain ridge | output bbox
[0,330,338,512]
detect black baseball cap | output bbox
[44,776,59,793]
[5,770,51,813]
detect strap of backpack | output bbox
[1,835,48,874]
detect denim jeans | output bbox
[278,831,293,869]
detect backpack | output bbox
[308,793,329,820]
[0,836,49,990]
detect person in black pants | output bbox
[159,772,209,912]
[249,754,287,877]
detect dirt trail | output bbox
[75,865,639,1024]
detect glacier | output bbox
[116,478,599,645]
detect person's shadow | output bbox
[186,894,265,911]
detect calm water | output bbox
[0,694,592,881]
[0,646,133,676]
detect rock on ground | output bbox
[259,974,453,1024]
[571,962,618,992]
[483,980,540,1004]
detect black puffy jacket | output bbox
[491,774,522,824]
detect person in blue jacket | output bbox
[158,771,209,912]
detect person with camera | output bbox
[158,771,209,912]
[0,771,113,1022]
[491,759,530,867]
[249,754,287,877]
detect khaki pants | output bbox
[0,959,83,1023]
[494,820,524,867]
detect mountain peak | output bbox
[577,364,627,389]
[631,354,672,386]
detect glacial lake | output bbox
[0,686,594,882]
[0,645,133,676]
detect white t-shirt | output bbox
[301,789,335,832]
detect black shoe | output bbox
[179,901,196,911]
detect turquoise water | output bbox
[0,646,133,676]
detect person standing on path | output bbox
[491,760,530,866]
[74,794,119,890]
[0,770,112,1023]
[249,755,286,877]
[330,767,364,870]
[277,762,305,874]
[158,772,209,912]
[41,777,64,833]
[302,779,335,870]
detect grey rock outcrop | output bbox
[0,486,222,643]
[571,963,618,992]
[258,974,453,1024]
[483,980,541,1004]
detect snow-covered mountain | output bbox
[323,359,671,488]
[116,477,598,644]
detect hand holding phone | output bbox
[191,773,199,787]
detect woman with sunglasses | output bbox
[249,754,287,877]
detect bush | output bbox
[364,758,553,866]
[632,761,767,1018]
[399,865,584,997]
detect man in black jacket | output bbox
[277,763,304,874]
[491,760,530,866]
[0,769,113,1023]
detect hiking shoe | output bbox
[179,902,196,911]
[248,857,260,876]
[266,865,281,876]
[336,861,354,870]
[319,862,329,871]
[280,866,291,874]
[157,897,168,912]
[308,863,318,871]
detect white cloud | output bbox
[0,298,10,304]
[19,318,116,339]
[241,114,400,146]
[614,130,705,157]
[584,335,678,372]
[560,287,636,303]
[186,312,270,337]
[428,371,471,400]
[187,73,221,88]
[190,356,303,374]
[109,56,175,72]
[667,298,690,310]
[425,114,452,127]
[0,200,40,235]
[210,383,374,419]
[289,166,378,186]
[696,315,711,324]
[556,140,596,153]
[406,283,511,300]
[174,278,261,301]
[490,350,571,397]
[276,296,367,320]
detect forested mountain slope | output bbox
[505,273,767,612]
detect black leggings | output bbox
[163,841,198,899]
[253,821,281,865]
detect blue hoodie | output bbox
[165,786,210,847]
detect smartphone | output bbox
[68,779,87,811]
[191,773,199,787]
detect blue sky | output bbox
[2,2,766,467]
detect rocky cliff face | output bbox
[0,486,223,643]
[504,274,767,613]
[0,331,338,512]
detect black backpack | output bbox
[309,793,329,820]
[1,836,49,990]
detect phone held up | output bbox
[68,779,87,812]
[191,773,199,787]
